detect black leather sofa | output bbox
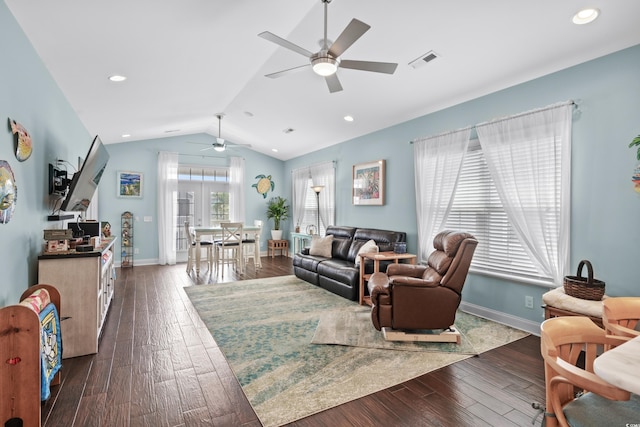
[293,226,407,301]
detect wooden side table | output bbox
[268,239,289,258]
[359,251,416,305]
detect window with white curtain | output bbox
[292,161,335,236]
[444,139,551,282]
[176,165,229,252]
[299,178,324,235]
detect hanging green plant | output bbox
[630,134,640,160]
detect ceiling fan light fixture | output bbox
[312,57,338,76]
[213,145,225,152]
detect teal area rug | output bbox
[313,309,488,354]
[184,275,529,427]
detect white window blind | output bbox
[444,139,558,283]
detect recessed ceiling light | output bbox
[572,8,599,25]
[108,75,127,82]
[164,129,180,133]
[121,134,131,138]
[272,148,279,153]
[344,115,354,122]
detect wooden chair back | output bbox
[540,316,630,426]
[603,297,640,340]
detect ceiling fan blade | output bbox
[199,146,215,152]
[339,59,398,74]
[265,64,310,79]
[228,142,252,148]
[328,19,370,58]
[258,31,313,58]
[325,73,343,93]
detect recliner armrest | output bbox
[386,263,427,277]
[389,277,439,288]
[367,272,390,296]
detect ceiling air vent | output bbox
[409,51,439,69]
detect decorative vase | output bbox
[271,229,283,240]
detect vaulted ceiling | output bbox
[6,0,640,160]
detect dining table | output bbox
[593,334,640,395]
[191,225,262,276]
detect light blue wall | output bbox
[0,3,92,306]
[2,0,638,328]
[285,44,640,324]
[102,133,285,262]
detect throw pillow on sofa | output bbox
[309,235,333,257]
[355,239,379,266]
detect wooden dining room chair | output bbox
[184,221,213,274]
[215,222,244,277]
[603,297,640,343]
[540,316,639,427]
[242,220,262,268]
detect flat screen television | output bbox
[59,135,110,212]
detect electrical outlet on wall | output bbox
[525,296,534,309]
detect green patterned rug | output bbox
[184,275,528,427]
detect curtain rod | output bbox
[175,153,244,160]
[409,125,474,144]
[291,160,336,173]
[475,100,576,128]
[409,100,576,144]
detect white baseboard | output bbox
[116,257,158,268]
[459,301,541,336]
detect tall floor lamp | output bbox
[311,185,324,235]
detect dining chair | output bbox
[242,220,262,268]
[540,316,637,427]
[184,221,213,274]
[603,297,640,344]
[215,222,244,277]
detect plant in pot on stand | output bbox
[266,196,289,240]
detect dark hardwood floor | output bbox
[41,257,546,427]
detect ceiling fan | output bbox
[259,0,397,93]
[198,114,251,152]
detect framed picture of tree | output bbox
[352,160,385,205]
[117,171,143,198]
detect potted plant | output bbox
[266,196,289,240]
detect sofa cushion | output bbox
[354,239,378,266]
[326,226,356,260]
[309,235,333,257]
[353,228,406,253]
[317,259,359,286]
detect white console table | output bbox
[38,237,117,358]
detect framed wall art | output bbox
[352,159,385,205]
[117,171,143,198]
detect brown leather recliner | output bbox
[368,230,478,331]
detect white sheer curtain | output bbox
[157,151,179,265]
[291,167,310,230]
[476,102,572,285]
[229,157,245,222]
[413,128,471,262]
[309,161,335,231]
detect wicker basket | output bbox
[563,260,605,301]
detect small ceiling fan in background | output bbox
[191,114,252,152]
[259,0,398,93]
